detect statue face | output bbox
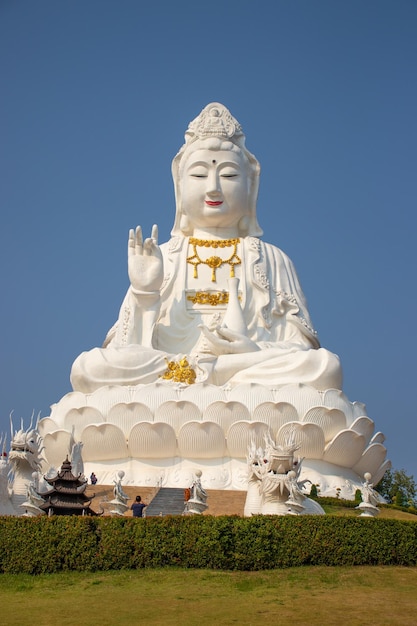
[180,148,250,232]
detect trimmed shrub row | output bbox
[0,515,416,574]
[312,496,417,515]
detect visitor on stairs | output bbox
[131,495,147,517]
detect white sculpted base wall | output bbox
[39,381,390,498]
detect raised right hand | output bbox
[128,224,164,293]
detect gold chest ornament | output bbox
[186,237,241,282]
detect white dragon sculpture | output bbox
[0,415,88,516]
[6,414,46,515]
[0,433,13,514]
[244,432,325,516]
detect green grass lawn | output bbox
[0,566,416,625]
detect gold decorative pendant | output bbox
[187,238,241,282]
[187,291,230,306]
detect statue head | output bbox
[171,103,262,237]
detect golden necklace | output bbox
[187,238,241,282]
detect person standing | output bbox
[131,495,147,517]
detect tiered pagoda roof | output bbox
[39,456,99,516]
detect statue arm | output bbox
[105,226,164,348]
[267,244,320,349]
[109,287,161,348]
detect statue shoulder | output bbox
[160,236,185,256]
[244,237,296,268]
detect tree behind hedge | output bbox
[376,469,417,506]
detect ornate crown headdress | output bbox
[185,102,244,142]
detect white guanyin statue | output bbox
[38,103,390,497]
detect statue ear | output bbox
[238,215,250,236]
[179,213,192,235]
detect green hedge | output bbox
[0,515,416,573]
[312,497,360,508]
[312,496,417,515]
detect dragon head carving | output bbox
[9,423,44,472]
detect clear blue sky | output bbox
[1,1,416,480]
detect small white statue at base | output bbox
[184,469,208,515]
[109,470,129,516]
[285,470,308,515]
[356,472,380,517]
[20,471,46,517]
[244,440,264,516]
[70,440,84,479]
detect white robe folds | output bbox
[71,237,342,392]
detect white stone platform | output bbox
[38,381,390,498]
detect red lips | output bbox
[205,201,223,206]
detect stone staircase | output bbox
[91,485,246,517]
[145,488,186,517]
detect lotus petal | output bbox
[227,384,274,412]
[353,443,388,478]
[131,381,178,412]
[352,401,368,418]
[49,391,87,423]
[179,383,227,409]
[64,406,104,441]
[37,417,58,438]
[82,424,128,461]
[108,402,153,437]
[227,422,272,458]
[88,386,134,416]
[155,401,201,434]
[370,432,386,444]
[350,416,374,445]
[128,422,177,458]
[274,384,321,418]
[322,389,355,425]
[203,402,250,435]
[323,430,366,467]
[43,430,73,468]
[302,407,346,443]
[277,422,325,459]
[366,459,392,487]
[253,402,299,431]
[178,422,225,458]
